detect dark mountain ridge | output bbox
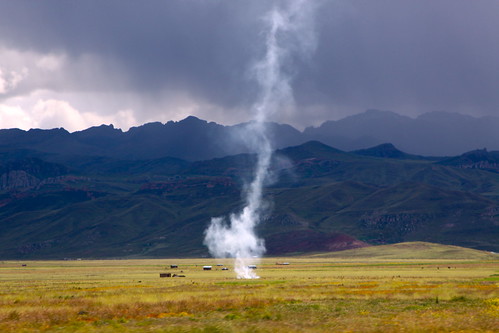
[352,143,431,160]
[303,110,499,156]
[2,110,499,161]
[0,116,306,162]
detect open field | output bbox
[0,257,498,332]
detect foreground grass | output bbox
[0,258,497,332]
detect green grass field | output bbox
[0,246,498,332]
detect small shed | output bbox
[203,266,212,271]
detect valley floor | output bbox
[0,258,498,332]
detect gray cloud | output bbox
[302,1,499,122]
[0,0,498,130]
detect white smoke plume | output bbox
[204,0,317,279]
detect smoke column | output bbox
[204,0,317,279]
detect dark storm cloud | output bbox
[1,0,498,128]
[0,1,267,105]
[301,1,499,121]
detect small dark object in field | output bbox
[170,265,178,269]
[173,274,186,277]
[203,266,212,270]
[160,273,172,278]
[21,264,27,267]
[222,267,229,271]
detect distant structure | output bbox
[203,266,212,271]
[160,273,185,278]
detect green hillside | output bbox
[307,241,499,260]
[0,141,498,259]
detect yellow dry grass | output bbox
[0,257,497,332]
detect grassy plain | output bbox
[0,256,498,332]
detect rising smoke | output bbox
[204,0,317,279]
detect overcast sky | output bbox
[1,0,498,132]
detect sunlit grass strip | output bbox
[0,258,497,332]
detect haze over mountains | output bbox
[305,110,499,156]
[0,110,498,259]
[1,110,499,161]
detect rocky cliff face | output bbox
[0,170,39,190]
[0,157,70,190]
[439,149,499,172]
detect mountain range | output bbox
[0,111,498,259]
[1,110,499,162]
